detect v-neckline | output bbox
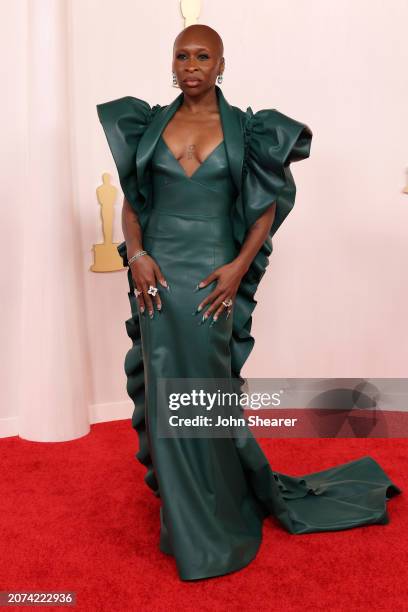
[160,135,225,180]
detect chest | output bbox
[161,114,224,169]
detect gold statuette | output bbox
[90,173,124,272]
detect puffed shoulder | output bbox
[242,107,313,237]
[96,96,162,211]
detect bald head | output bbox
[172,24,225,94]
[174,24,224,58]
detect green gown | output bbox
[97,85,401,581]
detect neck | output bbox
[179,85,219,114]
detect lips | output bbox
[183,78,201,85]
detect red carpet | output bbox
[0,421,406,611]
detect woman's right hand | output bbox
[130,254,168,317]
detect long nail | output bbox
[198,314,208,325]
[209,317,218,327]
[193,284,201,292]
[166,284,171,292]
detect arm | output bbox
[122,197,168,317]
[232,203,276,276]
[122,196,144,254]
[194,202,276,322]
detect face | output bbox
[172,33,224,94]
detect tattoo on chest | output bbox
[186,144,196,160]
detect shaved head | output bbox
[174,24,224,58]
[172,24,225,95]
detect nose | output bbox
[185,58,199,70]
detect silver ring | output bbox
[222,298,233,308]
[147,285,158,296]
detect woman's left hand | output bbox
[194,260,248,323]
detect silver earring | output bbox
[217,74,223,84]
[172,72,178,86]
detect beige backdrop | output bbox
[1,0,407,440]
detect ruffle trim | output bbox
[119,254,160,497]
[229,108,312,399]
[97,97,162,496]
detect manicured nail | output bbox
[166,284,171,292]
[149,311,154,319]
[193,284,200,292]
[210,317,218,327]
[161,279,168,287]
[140,306,145,314]
[198,314,208,325]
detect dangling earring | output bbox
[172,72,178,87]
[217,74,223,84]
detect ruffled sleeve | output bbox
[96,96,161,214]
[242,107,312,237]
[229,108,312,390]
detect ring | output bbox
[222,298,233,308]
[147,285,158,297]
[135,288,142,298]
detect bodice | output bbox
[150,135,238,219]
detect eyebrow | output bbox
[176,47,210,53]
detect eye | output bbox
[198,54,209,60]
[176,53,187,60]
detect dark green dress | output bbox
[97,85,401,581]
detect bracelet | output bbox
[128,249,147,265]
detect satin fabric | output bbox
[96,87,402,581]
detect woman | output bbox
[97,24,401,581]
